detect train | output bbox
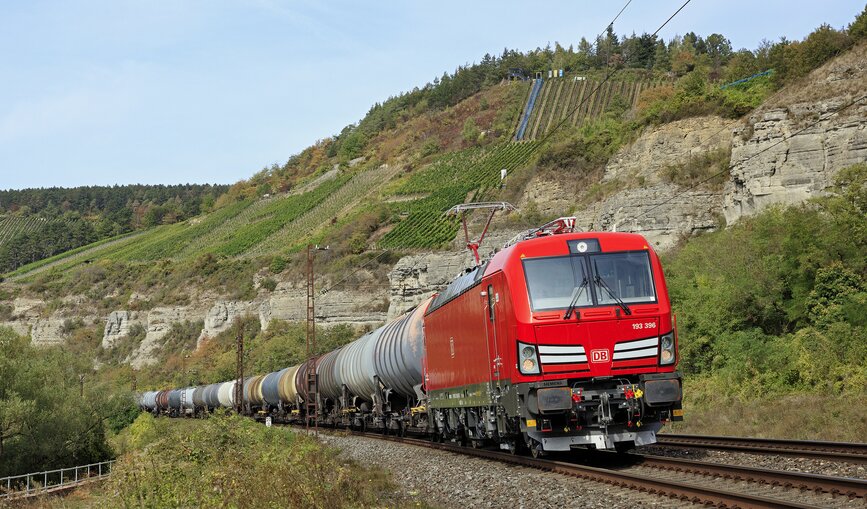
[139,217,683,455]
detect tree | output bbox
[575,37,594,70]
[0,393,34,459]
[848,5,867,41]
[653,40,671,71]
[705,33,733,69]
[462,117,481,145]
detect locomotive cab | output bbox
[508,231,683,452]
[423,222,683,454]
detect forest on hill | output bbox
[0,184,227,273]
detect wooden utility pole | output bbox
[234,321,244,414]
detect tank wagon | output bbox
[139,219,682,453]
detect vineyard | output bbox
[515,78,664,141]
[248,163,401,256]
[0,215,47,246]
[379,142,538,249]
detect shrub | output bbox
[269,255,287,274]
[462,117,481,145]
[105,414,393,509]
[260,277,278,292]
[661,147,732,189]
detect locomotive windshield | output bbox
[523,251,656,311]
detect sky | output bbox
[0,1,864,190]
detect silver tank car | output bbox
[192,386,206,408]
[334,297,431,403]
[181,387,196,412]
[373,298,429,398]
[260,370,284,407]
[217,381,236,408]
[335,328,382,403]
[316,349,342,401]
[203,383,222,408]
[141,391,158,410]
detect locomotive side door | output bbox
[483,281,503,391]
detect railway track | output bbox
[326,428,866,508]
[657,434,867,464]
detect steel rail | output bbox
[335,429,832,509]
[634,453,867,499]
[657,434,867,464]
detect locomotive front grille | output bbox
[612,336,659,368]
[538,344,589,373]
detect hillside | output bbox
[0,9,865,476]
[0,184,228,274]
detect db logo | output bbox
[590,349,610,363]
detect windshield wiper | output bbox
[563,278,589,319]
[594,275,632,316]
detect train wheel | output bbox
[530,442,546,458]
[504,440,519,455]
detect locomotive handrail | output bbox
[0,459,115,499]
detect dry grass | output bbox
[668,393,867,442]
[761,41,867,110]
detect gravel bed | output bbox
[320,432,694,509]
[637,444,867,480]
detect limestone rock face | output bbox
[103,310,135,349]
[594,185,722,251]
[387,251,472,319]
[30,316,67,346]
[723,101,867,224]
[604,116,732,186]
[200,301,252,338]
[265,283,388,328]
[129,306,206,368]
[517,177,575,217]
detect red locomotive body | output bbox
[424,229,682,453]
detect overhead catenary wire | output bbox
[618,93,867,229]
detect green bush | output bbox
[0,328,120,476]
[665,164,867,398]
[269,255,287,274]
[105,413,392,509]
[661,147,731,189]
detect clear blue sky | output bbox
[1,0,863,190]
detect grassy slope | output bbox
[6,82,530,282]
[20,413,418,509]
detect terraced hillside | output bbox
[379,142,537,249]
[0,215,47,246]
[5,140,540,281]
[515,77,665,140]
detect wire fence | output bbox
[0,459,115,500]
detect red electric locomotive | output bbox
[423,218,683,454]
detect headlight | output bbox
[518,342,540,375]
[659,332,675,365]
